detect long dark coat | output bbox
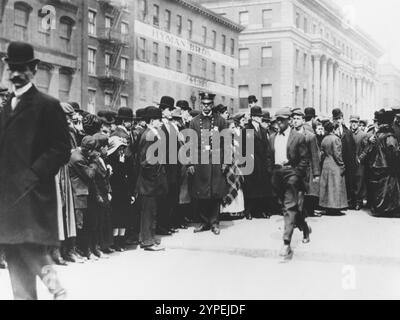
[188,113,228,200]
[319,134,348,209]
[352,129,369,200]
[0,85,71,246]
[243,122,273,199]
[301,128,321,197]
[340,126,357,201]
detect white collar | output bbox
[13,82,32,98]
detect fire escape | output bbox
[97,0,129,109]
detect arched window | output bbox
[59,68,73,102]
[14,2,32,41]
[60,16,75,52]
[36,64,52,93]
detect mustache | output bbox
[10,77,24,83]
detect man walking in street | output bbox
[270,108,311,259]
[0,42,71,300]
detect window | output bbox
[105,16,112,29]
[121,22,129,36]
[177,15,182,35]
[295,12,300,28]
[165,10,171,31]
[153,4,159,26]
[137,37,146,60]
[187,54,193,73]
[295,49,300,68]
[38,10,50,46]
[88,48,96,75]
[202,26,207,44]
[230,68,234,87]
[212,30,217,49]
[152,42,159,64]
[59,71,72,102]
[104,92,112,107]
[176,50,182,72]
[239,48,249,66]
[303,53,307,70]
[120,58,128,80]
[221,66,226,84]
[201,59,207,78]
[165,46,171,68]
[88,90,96,114]
[262,9,272,28]
[14,3,30,41]
[261,84,272,109]
[36,67,51,93]
[120,96,128,108]
[304,17,308,33]
[60,17,74,52]
[222,35,226,53]
[139,0,147,21]
[303,88,307,107]
[105,53,111,75]
[212,62,216,81]
[188,19,193,39]
[295,86,300,107]
[88,10,96,36]
[230,39,235,56]
[261,46,272,66]
[139,76,147,101]
[239,11,248,26]
[239,85,249,109]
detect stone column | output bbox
[313,55,321,112]
[327,60,334,110]
[363,79,368,112]
[356,78,362,115]
[320,57,327,114]
[308,53,313,107]
[334,64,340,108]
[48,66,60,99]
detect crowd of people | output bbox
[1,41,400,300]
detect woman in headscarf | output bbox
[107,136,131,251]
[319,121,348,215]
[359,109,400,217]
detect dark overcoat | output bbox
[352,129,369,200]
[0,85,70,246]
[188,113,228,200]
[340,126,357,200]
[301,128,321,197]
[243,122,273,199]
[136,127,168,197]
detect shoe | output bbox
[279,245,293,259]
[102,248,116,254]
[302,224,312,244]
[93,248,109,259]
[178,224,188,230]
[64,251,85,264]
[245,211,253,220]
[144,244,166,252]
[194,224,211,233]
[355,203,362,211]
[211,227,221,235]
[54,256,68,266]
[156,228,173,236]
[169,228,179,233]
[54,289,67,300]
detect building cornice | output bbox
[172,0,245,32]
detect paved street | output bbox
[1,209,400,300]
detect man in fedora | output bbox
[137,106,168,251]
[332,108,356,209]
[188,92,228,235]
[0,42,71,299]
[243,106,273,220]
[270,108,311,259]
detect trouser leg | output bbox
[140,196,158,247]
[282,171,301,244]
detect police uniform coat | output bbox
[188,113,229,200]
[352,128,369,200]
[0,85,71,246]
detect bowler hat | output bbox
[248,95,258,104]
[159,96,175,111]
[68,102,84,114]
[3,42,40,65]
[117,107,134,121]
[304,107,316,119]
[199,92,216,104]
[332,108,343,120]
[135,108,147,120]
[262,111,271,121]
[250,106,263,117]
[176,100,191,111]
[97,110,116,125]
[275,107,292,119]
[376,109,394,125]
[145,106,162,121]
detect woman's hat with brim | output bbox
[159,96,176,111]
[3,42,40,65]
[108,136,128,156]
[97,110,117,125]
[176,100,191,111]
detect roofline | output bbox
[173,0,245,32]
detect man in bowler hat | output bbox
[0,42,71,299]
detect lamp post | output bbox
[190,92,197,109]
